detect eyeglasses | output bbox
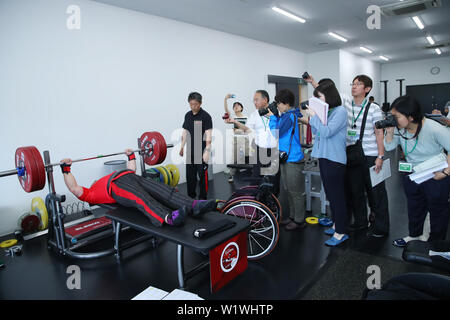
[351,82,364,87]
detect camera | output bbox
[222,112,229,120]
[300,100,309,110]
[279,151,288,163]
[375,114,397,129]
[302,72,310,80]
[258,101,279,117]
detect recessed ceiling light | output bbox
[360,46,373,53]
[328,32,348,42]
[426,36,435,45]
[272,7,306,23]
[379,55,389,61]
[435,48,442,55]
[412,16,424,30]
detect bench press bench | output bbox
[100,204,250,292]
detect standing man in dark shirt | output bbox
[179,92,213,199]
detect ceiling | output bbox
[90,0,450,64]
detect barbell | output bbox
[0,131,174,193]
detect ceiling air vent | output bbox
[380,0,441,17]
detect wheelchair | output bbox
[218,169,281,261]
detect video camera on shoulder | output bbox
[375,114,397,129]
[258,101,279,117]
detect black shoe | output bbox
[348,223,368,232]
[367,229,389,238]
[167,206,187,226]
[285,221,307,231]
[192,199,218,217]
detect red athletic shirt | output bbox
[78,171,133,205]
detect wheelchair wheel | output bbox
[221,199,279,260]
[239,186,282,222]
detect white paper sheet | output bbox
[162,289,204,300]
[409,161,448,184]
[370,158,391,187]
[132,286,169,300]
[308,97,329,125]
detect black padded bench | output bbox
[402,240,450,273]
[100,204,250,291]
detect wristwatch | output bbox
[377,155,385,160]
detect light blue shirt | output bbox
[384,118,450,168]
[309,106,348,165]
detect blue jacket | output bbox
[269,109,304,163]
[309,106,347,165]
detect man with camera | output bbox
[226,90,280,196]
[305,73,390,238]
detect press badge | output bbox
[348,129,357,137]
[399,162,413,173]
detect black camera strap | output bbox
[357,102,372,144]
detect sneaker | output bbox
[228,175,234,183]
[324,228,335,235]
[192,199,218,217]
[325,234,349,247]
[367,229,389,238]
[167,206,187,226]
[319,218,333,227]
[392,238,407,247]
[280,217,293,226]
[285,221,307,231]
[348,223,368,232]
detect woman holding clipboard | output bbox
[304,82,349,246]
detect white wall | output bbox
[381,56,450,105]
[306,49,340,96]
[304,49,381,104]
[0,0,307,236]
[339,50,381,104]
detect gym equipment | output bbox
[40,132,172,260]
[0,239,18,248]
[155,166,171,186]
[0,131,174,193]
[165,164,180,187]
[5,245,22,257]
[305,217,319,224]
[65,216,113,245]
[100,203,249,293]
[380,80,391,113]
[402,240,450,272]
[396,78,405,96]
[31,197,48,231]
[18,212,41,233]
[303,160,330,216]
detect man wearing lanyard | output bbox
[346,75,390,237]
[227,90,280,196]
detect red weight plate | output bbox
[153,132,167,164]
[139,132,161,166]
[20,214,41,233]
[29,146,46,191]
[15,147,37,193]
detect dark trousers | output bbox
[186,163,209,199]
[251,145,281,198]
[110,173,194,227]
[403,175,450,241]
[346,156,390,233]
[319,158,347,234]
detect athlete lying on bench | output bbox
[60,149,218,227]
